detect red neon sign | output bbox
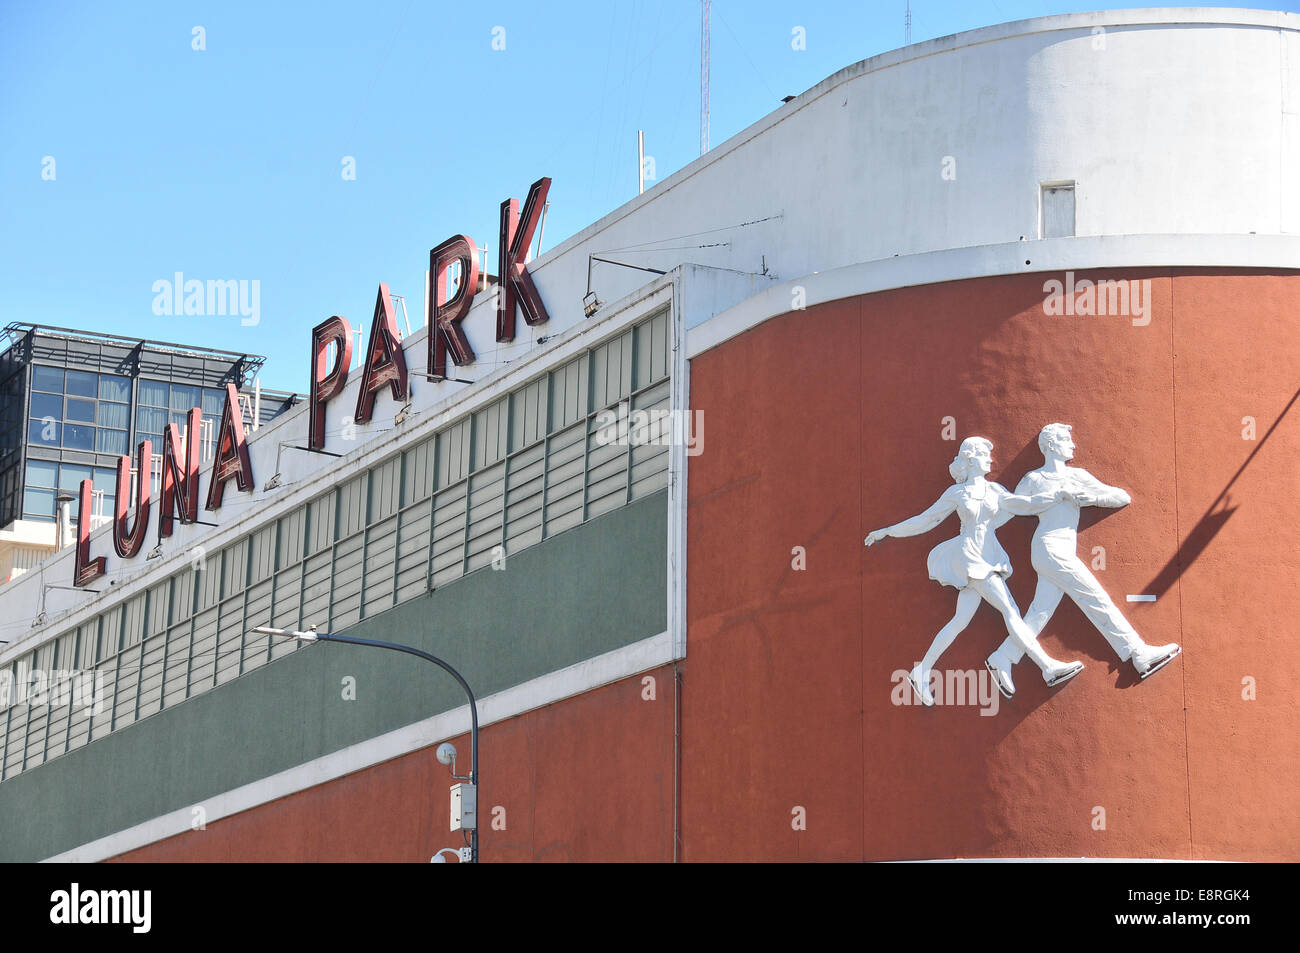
[159,408,202,538]
[496,177,552,342]
[355,282,409,423]
[73,479,106,587]
[309,315,353,450]
[73,177,552,586]
[205,383,254,511]
[113,440,153,558]
[428,235,479,379]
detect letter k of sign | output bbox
[496,177,552,342]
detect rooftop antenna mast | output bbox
[700,0,710,156]
[906,2,912,45]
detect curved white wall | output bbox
[528,8,1299,309]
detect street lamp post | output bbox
[252,625,479,863]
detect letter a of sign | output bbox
[355,282,409,423]
[496,177,552,342]
[310,315,353,450]
[206,384,254,511]
[74,479,106,587]
[159,407,201,538]
[428,235,479,379]
[113,440,153,558]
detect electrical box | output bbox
[450,782,477,832]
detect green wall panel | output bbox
[0,490,666,862]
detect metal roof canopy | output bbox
[1,322,267,388]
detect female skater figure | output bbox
[864,436,1085,706]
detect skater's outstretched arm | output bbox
[865,489,958,545]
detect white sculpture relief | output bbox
[982,424,1181,698]
[864,437,1086,706]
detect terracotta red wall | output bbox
[111,269,1298,862]
[111,665,678,862]
[681,268,1298,861]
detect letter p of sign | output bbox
[310,316,353,450]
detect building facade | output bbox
[0,324,299,583]
[0,8,1297,862]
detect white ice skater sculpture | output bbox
[982,423,1181,699]
[864,436,1086,707]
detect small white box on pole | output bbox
[450,782,477,832]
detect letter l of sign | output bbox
[74,479,106,587]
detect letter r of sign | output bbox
[429,235,479,379]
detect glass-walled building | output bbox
[0,323,300,582]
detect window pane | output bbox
[23,488,56,520]
[28,419,60,446]
[97,402,128,428]
[66,370,97,397]
[202,388,227,416]
[25,460,58,488]
[30,392,62,421]
[170,384,200,413]
[59,463,93,491]
[32,366,64,393]
[63,424,95,451]
[92,468,118,494]
[98,374,131,403]
[139,379,169,407]
[97,429,128,455]
[65,397,96,423]
[136,407,168,434]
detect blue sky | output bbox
[2,1,1292,391]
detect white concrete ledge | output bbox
[686,234,1300,359]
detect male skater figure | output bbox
[984,423,1181,697]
